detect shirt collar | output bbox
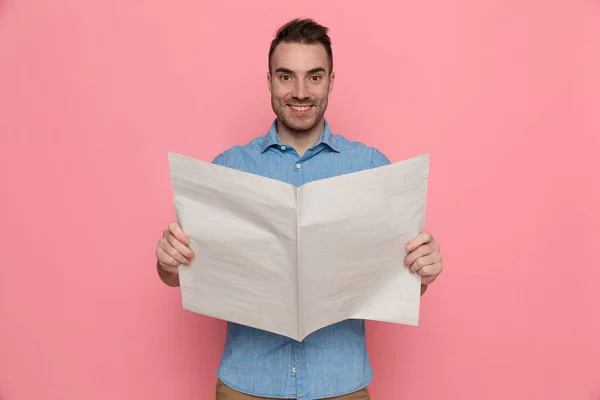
[260,119,341,153]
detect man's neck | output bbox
[276,119,325,157]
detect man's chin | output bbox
[287,123,314,133]
[279,114,319,132]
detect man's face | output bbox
[268,42,334,132]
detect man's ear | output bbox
[328,71,335,94]
[267,71,272,93]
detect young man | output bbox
[155,18,443,400]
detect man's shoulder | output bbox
[330,132,391,168]
[330,132,376,151]
[210,134,266,166]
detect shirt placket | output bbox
[293,340,310,400]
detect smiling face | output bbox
[267,41,335,133]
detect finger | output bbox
[404,244,436,268]
[156,247,181,273]
[158,237,190,265]
[164,231,195,261]
[421,275,437,286]
[406,231,434,251]
[417,261,443,279]
[408,252,440,273]
[159,262,179,275]
[168,221,190,245]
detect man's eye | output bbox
[280,75,290,81]
[310,76,322,81]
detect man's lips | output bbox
[288,105,313,115]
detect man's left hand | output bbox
[404,232,443,287]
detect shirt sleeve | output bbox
[370,148,391,168]
[211,151,228,166]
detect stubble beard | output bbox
[271,96,328,134]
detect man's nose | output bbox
[292,80,309,100]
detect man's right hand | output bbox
[155,221,195,286]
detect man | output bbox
[155,18,443,400]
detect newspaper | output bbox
[168,151,430,341]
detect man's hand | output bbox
[155,221,195,286]
[404,232,443,292]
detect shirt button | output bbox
[292,367,297,373]
[281,145,286,151]
[296,163,301,169]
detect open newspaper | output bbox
[168,151,430,341]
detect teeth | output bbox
[290,106,311,111]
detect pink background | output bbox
[1,0,599,399]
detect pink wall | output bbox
[1,0,599,399]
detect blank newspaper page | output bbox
[168,152,300,340]
[297,154,429,340]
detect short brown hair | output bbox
[268,18,333,73]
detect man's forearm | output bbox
[157,261,180,287]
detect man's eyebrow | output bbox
[274,67,327,74]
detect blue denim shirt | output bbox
[211,119,390,400]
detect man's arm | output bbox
[157,260,180,287]
[155,222,194,288]
[405,232,443,296]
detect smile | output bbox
[289,105,312,111]
[289,105,313,115]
